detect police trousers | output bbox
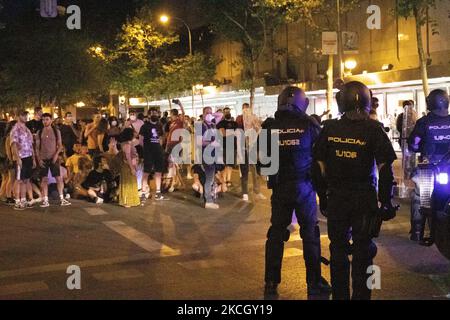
[327,188,378,300]
[265,181,321,286]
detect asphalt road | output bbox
[0,169,449,300]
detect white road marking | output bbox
[428,274,450,298]
[103,221,180,257]
[178,259,228,270]
[92,269,144,282]
[84,207,108,216]
[0,281,49,296]
[0,253,164,280]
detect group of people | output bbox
[262,82,448,300]
[0,101,269,211]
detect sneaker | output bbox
[242,194,249,202]
[60,199,71,206]
[204,202,220,209]
[65,194,71,200]
[95,197,104,204]
[14,202,26,211]
[40,200,50,208]
[254,193,267,200]
[26,201,34,209]
[34,198,42,204]
[154,193,165,201]
[6,198,15,205]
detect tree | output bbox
[147,53,218,105]
[0,6,108,115]
[397,0,442,96]
[92,7,179,103]
[203,0,285,108]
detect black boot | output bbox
[264,281,279,298]
[307,276,332,296]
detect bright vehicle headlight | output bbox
[437,172,449,185]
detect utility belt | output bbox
[267,173,312,189]
[328,181,376,193]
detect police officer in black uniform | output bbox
[263,86,330,297]
[408,89,450,242]
[312,81,397,300]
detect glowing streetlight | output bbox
[159,14,192,56]
[344,59,357,71]
[160,15,169,24]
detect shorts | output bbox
[40,159,61,178]
[143,146,164,173]
[14,156,33,181]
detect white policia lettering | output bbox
[328,137,367,146]
[429,125,450,130]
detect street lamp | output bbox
[344,58,357,75]
[159,14,192,56]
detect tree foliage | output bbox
[0,8,107,110]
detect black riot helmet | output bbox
[337,81,372,114]
[278,86,309,113]
[426,89,449,111]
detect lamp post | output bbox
[160,14,192,56]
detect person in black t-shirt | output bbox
[139,108,165,201]
[26,106,44,136]
[60,112,80,157]
[81,156,114,204]
[216,107,238,187]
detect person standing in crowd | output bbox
[397,100,417,149]
[125,110,144,143]
[84,114,103,157]
[216,107,238,187]
[408,90,450,243]
[10,111,36,210]
[139,108,165,201]
[26,106,43,136]
[236,103,266,201]
[118,128,140,208]
[165,100,185,154]
[36,113,71,208]
[263,87,330,298]
[198,107,220,209]
[313,81,397,300]
[105,116,121,151]
[0,121,17,205]
[60,112,80,157]
[160,111,169,131]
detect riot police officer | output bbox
[312,81,397,300]
[408,89,450,243]
[263,86,330,297]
